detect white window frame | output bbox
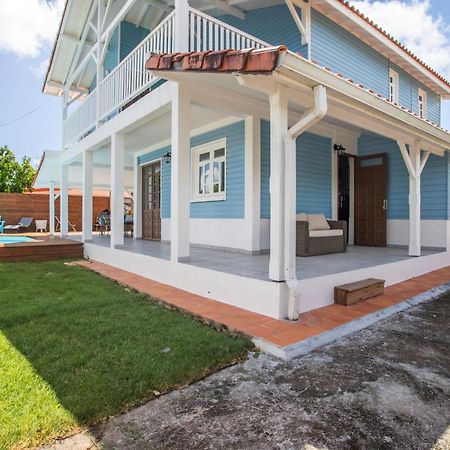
[418,88,427,119]
[389,69,399,104]
[191,138,227,202]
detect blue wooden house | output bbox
[34,0,450,322]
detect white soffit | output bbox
[311,0,450,98]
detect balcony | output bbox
[63,8,269,149]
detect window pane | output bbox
[204,163,210,194]
[213,161,220,183]
[214,148,225,158]
[199,152,210,162]
[221,161,225,192]
[198,166,203,194]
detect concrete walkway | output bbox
[44,294,450,449]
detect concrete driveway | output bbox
[92,295,450,450]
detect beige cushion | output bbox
[296,212,308,221]
[307,214,330,231]
[309,229,343,238]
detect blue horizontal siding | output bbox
[104,26,120,75]
[297,133,332,217]
[138,121,245,219]
[311,9,389,97]
[219,4,308,57]
[260,120,332,219]
[358,134,448,220]
[119,21,149,61]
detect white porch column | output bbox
[82,151,93,242]
[49,181,55,235]
[170,83,191,262]
[95,0,105,127]
[174,0,189,52]
[398,140,430,257]
[269,87,288,281]
[60,163,69,237]
[408,146,421,256]
[111,133,125,248]
[133,154,142,239]
[244,116,261,253]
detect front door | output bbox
[355,153,388,247]
[142,161,161,240]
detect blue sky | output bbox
[0,0,449,163]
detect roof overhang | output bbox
[310,0,450,98]
[149,48,450,155]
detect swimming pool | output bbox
[0,236,37,244]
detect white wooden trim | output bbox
[170,84,191,262]
[111,133,125,248]
[133,154,142,239]
[60,163,69,237]
[269,86,288,281]
[191,138,227,202]
[389,68,399,104]
[244,116,261,253]
[82,151,93,242]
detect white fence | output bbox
[63,9,269,148]
[189,8,269,52]
[98,10,176,121]
[63,89,96,147]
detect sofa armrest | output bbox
[327,220,346,231]
[328,220,347,249]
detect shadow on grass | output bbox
[0,260,251,448]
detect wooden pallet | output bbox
[334,278,385,306]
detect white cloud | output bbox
[349,0,450,79]
[0,0,64,59]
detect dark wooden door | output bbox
[142,161,161,241]
[355,153,388,247]
[338,154,350,243]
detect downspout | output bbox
[285,85,327,320]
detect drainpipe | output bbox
[285,85,327,320]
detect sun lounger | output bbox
[4,217,33,233]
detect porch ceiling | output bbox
[151,50,450,155]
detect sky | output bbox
[0,0,449,164]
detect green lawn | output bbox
[0,260,251,449]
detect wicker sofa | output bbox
[296,217,347,257]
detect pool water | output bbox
[0,236,37,244]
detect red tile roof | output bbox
[337,0,450,89]
[145,46,287,73]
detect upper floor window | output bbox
[389,69,399,104]
[191,138,227,202]
[418,89,427,119]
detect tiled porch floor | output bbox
[75,234,442,281]
[75,260,450,349]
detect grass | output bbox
[0,260,251,449]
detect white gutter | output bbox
[285,84,327,320]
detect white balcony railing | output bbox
[63,9,269,148]
[189,8,269,52]
[63,89,97,146]
[98,10,176,121]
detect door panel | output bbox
[142,161,161,241]
[355,153,387,247]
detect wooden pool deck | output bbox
[0,233,84,262]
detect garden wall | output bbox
[0,192,110,231]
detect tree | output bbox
[0,145,36,193]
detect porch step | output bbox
[334,278,385,306]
